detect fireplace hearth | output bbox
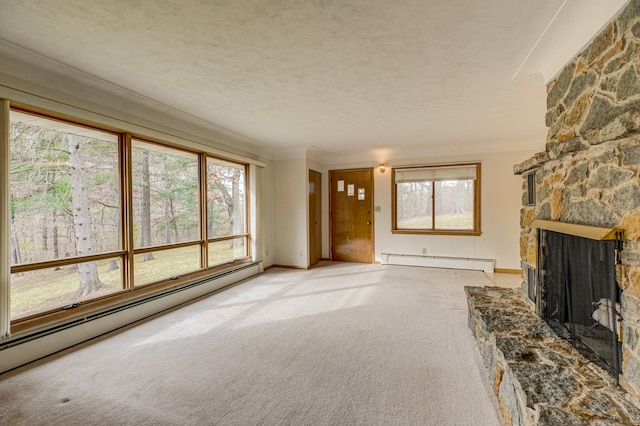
[466,286,640,425]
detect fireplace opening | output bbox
[538,228,623,379]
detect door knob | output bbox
[367,221,371,225]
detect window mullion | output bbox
[122,133,134,290]
[199,153,208,269]
[431,180,436,231]
[245,164,251,260]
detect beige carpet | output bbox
[0,262,505,425]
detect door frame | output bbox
[329,167,375,263]
[308,169,322,267]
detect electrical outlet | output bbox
[422,248,427,254]
[299,250,304,256]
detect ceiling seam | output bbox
[512,0,567,80]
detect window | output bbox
[527,172,536,206]
[7,107,250,323]
[392,163,481,235]
[206,157,247,267]
[9,110,123,319]
[131,139,201,285]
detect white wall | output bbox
[327,150,536,270]
[273,157,308,268]
[261,162,276,268]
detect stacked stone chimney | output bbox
[515,0,640,398]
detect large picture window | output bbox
[392,163,481,236]
[9,111,123,318]
[7,107,250,323]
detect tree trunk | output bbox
[68,134,107,297]
[108,259,119,271]
[231,173,242,248]
[53,212,60,271]
[214,171,241,245]
[10,204,22,265]
[140,149,154,261]
[455,181,466,214]
[11,234,21,265]
[164,194,171,244]
[169,197,179,242]
[42,218,48,251]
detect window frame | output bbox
[391,162,481,236]
[6,104,252,328]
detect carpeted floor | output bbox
[0,262,508,425]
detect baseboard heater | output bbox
[380,253,495,273]
[0,262,261,374]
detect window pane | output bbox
[207,158,246,238]
[132,140,199,247]
[9,111,121,265]
[396,181,432,229]
[208,238,246,267]
[134,245,201,285]
[11,257,123,319]
[434,180,474,230]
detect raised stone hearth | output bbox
[466,286,640,425]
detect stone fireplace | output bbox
[515,0,640,398]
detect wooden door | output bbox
[330,168,374,263]
[309,170,322,267]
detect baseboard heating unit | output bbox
[380,253,495,273]
[0,262,261,374]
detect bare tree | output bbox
[455,181,467,214]
[140,149,154,261]
[211,168,243,246]
[68,134,107,297]
[10,202,21,265]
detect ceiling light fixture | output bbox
[378,163,386,174]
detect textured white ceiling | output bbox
[0,0,629,160]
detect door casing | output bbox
[308,169,322,267]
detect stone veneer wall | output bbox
[515,0,640,398]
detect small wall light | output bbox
[378,163,386,174]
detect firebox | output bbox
[533,220,624,379]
